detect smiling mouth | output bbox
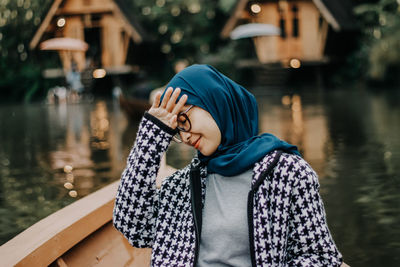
[193,138,201,149]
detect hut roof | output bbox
[113,0,148,39]
[30,0,147,50]
[221,0,358,39]
[313,0,358,31]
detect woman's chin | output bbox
[199,146,218,157]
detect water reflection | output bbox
[0,99,133,244]
[321,90,400,266]
[245,88,399,266]
[0,88,399,267]
[258,93,329,175]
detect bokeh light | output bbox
[57,17,66,27]
[251,4,261,14]
[290,58,301,68]
[93,69,106,79]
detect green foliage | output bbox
[0,0,54,102]
[127,0,233,69]
[355,0,400,79]
[217,0,237,14]
[126,0,257,84]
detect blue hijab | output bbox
[163,64,299,176]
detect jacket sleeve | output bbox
[286,157,343,266]
[113,112,175,248]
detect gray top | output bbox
[198,170,253,267]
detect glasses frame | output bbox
[173,105,194,143]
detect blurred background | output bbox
[0,0,399,266]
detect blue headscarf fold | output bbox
[164,64,299,176]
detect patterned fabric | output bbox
[113,113,343,266]
[252,153,342,266]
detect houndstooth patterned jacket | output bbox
[113,113,343,267]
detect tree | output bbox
[354,0,400,80]
[0,0,55,102]
[127,0,244,78]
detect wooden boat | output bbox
[0,180,151,267]
[0,158,177,267]
[0,161,350,267]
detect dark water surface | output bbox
[0,88,399,266]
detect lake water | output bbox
[0,87,399,266]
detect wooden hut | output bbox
[221,0,357,66]
[30,0,146,75]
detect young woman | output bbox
[113,65,343,266]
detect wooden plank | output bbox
[62,17,86,71]
[57,5,114,16]
[318,18,329,56]
[29,0,64,49]
[100,14,113,67]
[58,222,151,267]
[300,1,319,60]
[101,13,136,67]
[121,32,130,66]
[0,181,119,266]
[56,257,68,267]
[251,2,280,63]
[312,0,340,31]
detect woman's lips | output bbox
[194,138,201,149]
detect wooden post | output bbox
[101,15,125,67]
[63,17,86,71]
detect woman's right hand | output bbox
[148,87,188,129]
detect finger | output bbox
[166,88,181,112]
[172,94,188,114]
[160,87,173,108]
[169,114,177,128]
[152,91,162,108]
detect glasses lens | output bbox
[177,114,191,132]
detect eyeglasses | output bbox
[173,105,194,143]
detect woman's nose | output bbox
[180,131,191,143]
